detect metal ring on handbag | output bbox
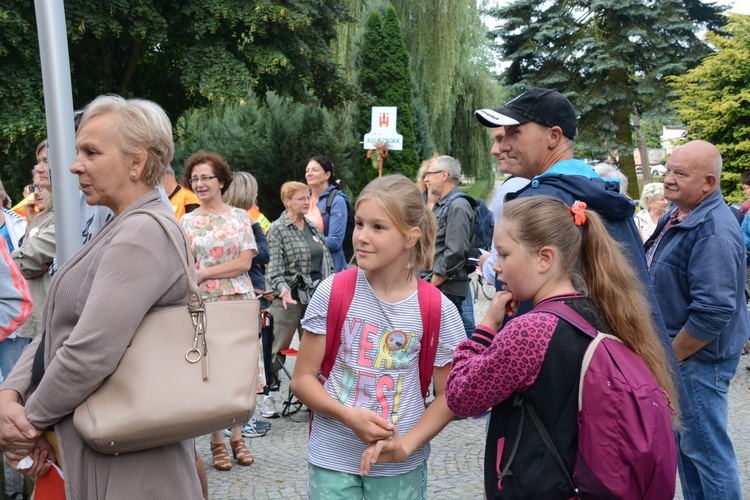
[186,348,202,363]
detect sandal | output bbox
[210,442,233,471]
[231,438,254,466]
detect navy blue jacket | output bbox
[506,159,692,417]
[646,190,750,361]
[247,222,270,291]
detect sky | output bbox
[729,0,750,13]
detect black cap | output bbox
[475,88,578,140]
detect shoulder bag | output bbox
[73,209,259,454]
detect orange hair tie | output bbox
[571,201,587,226]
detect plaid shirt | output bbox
[645,205,695,268]
[267,211,333,294]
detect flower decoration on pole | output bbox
[366,140,390,177]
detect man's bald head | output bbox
[673,140,722,176]
[664,140,722,213]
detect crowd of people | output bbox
[0,88,746,500]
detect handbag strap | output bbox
[124,209,210,376]
[124,209,203,311]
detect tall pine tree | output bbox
[356,6,419,188]
[489,0,724,199]
[338,0,498,180]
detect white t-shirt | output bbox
[301,269,465,476]
[634,209,657,242]
[483,177,530,282]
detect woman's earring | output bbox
[130,172,137,180]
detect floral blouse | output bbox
[181,207,257,301]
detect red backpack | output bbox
[321,267,442,400]
[520,301,677,499]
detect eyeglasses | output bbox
[30,183,40,193]
[423,170,444,177]
[291,196,310,202]
[189,176,217,185]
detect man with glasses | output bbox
[421,155,475,336]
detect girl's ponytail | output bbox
[579,206,679,421]
[502,196,679,422]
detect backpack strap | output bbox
[534,301,598,339]
[505,300,596,497]
[322,267,359,380]
[522,396,578,497]
[441,191,477,214]
[417,278,442,399]
[325,188,339,215]
[322,271,440,398]
[323,188,340,236]
[498,392,577,496]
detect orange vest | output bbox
[169,186,201,219]
[11,193,34,219]
[248,206,271,234]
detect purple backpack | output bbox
[528,302,677,499]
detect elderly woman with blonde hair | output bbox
[0,95,204,498]
[635,182,669,242]
[265,181,333,416]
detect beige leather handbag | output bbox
[73,210,259,454]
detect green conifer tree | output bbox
[488,0,724,199]
[356,5,419,189]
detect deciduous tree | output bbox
[175,93,359,218]
[669,13,750,175]
[337,0,499,180]
[0,0,355,197]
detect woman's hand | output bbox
[279,288,297,309]
[343,407,394,446]
[0,390,40,452]
[195,268,206,284]
[479,290,517,331]
[359,427,407,475]
[6,435,56,477]
[25,199,38,224]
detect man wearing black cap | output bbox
[475,88,662,292]
[473,87,690,495]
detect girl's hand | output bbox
[344,407,394,445]
[479,290,517,331]
[359,427,407,475]
[279,288,297,309]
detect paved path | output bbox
[198,287,750,499]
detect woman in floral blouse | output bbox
[180,151,258,472]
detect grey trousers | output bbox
[269,299,307,373]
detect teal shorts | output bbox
[308,461,427,500]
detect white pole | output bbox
[34,0,81,265]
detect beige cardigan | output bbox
[11,208,55,339]
[3,191,202,499]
